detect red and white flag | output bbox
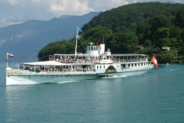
[151,55,158,68]
[7,53,14,58]
[97,41,101,46]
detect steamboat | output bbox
[6,27,155,85]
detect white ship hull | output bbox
[97,65,154,78]
[6,65,154,85]
[6,74,97,85]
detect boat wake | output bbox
[167,69,176,72]
[99,70,148,79]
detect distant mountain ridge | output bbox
[0,12,100,62]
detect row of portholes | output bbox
[122,63,149,68]
[129,63,148,67]
[96,65,106,69]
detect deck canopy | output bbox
[111,54,148,57]
[54,54,97,57]
[54,54,148,57]
[23,61,93,66]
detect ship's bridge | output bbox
[86,43,99,56]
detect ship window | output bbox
[128,64,130,67]
[97,66,98,69]
[100,66,101,69]
[104,66,105,69]
[91,47,93,51]
[123,64,125,68]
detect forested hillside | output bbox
[38,2,184,63]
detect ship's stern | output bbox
[6,67,12,86]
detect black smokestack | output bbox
[101,35,104,44]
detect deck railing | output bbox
[56,58,148,64]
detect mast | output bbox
[6,52,8,68]
[75,27,79,57]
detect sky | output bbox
[0,0,184,28]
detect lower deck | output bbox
[6,64,154,85]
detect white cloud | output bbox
[7,0,18,5]
[49,0,93,15]
[89,0,129,11]
[31,0,40,2]
[1,16,23,27]
[174,0,184,3]
[0,0,184,28]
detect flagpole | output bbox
[75,27,79,57]
[7,52,8,68]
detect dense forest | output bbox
[38,2,184,63]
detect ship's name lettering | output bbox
[8,71,26,75]
[107,70,116,73]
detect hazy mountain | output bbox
[0,12,100,63]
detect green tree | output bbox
[154,27,170,47]
[174,10,184,28]
[150,15,170,34]
[178,42,184,55]
[157,38,171,48]
[115,31,138,53]
[169,26,181,40]
[181,30,184,41]
[144,39,152,47]
[154,28,170,39]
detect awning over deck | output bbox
[23,61,93,66]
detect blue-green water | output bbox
[0,63,184,123]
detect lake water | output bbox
[0,63,184,123]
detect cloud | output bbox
[0,0,184,28]
[49,0,94,15]
[175,0,184,3]
[7,0,18,5]
[1,17,22,27]
[31,0,40,2]
[89,0,129,11]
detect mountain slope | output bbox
[0,12,100,62]
[37,2,184,63]
[82,2,184,32]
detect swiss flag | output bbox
[97,41,101,46]
[151,56,158,68]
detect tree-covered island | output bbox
[38,2,184,63]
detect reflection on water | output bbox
[2,64,184,123]
[5,86,34,122]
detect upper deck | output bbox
[47,53,149,64]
